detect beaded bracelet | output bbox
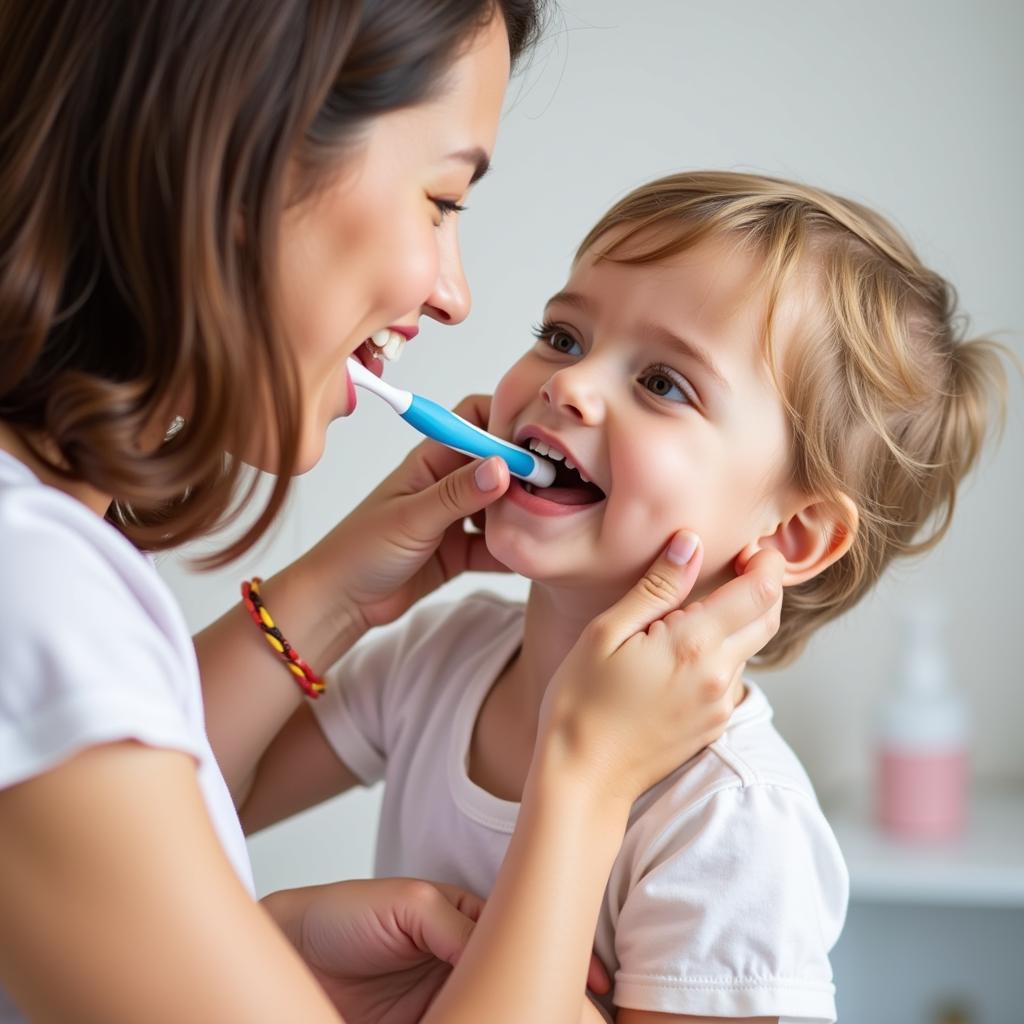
[240,578,325,699]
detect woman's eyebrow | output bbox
[448,146,491,184]
[545,289,732,397]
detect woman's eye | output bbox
[432,199,467,222]
[638,365,696,405]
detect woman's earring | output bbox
[165,415,185,441]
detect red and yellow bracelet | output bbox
[240,578,325,699]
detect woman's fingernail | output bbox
[667,531,699,565]
[474,458,502,492]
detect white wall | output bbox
[158,0,1024,901]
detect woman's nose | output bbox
[541,365,606,424]
[421,222,470,325]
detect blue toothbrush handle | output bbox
[402,395,556,487]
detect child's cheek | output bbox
[488,373,516,435]
[488,355,535,435]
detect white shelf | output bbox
[823,786,1024,908]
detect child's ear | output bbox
[738,494,858,587]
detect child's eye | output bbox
[532,321,583,357]
[638,364,697,405]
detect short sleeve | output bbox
[0,494,203,791]
[613,783,848,1022]
[311,633,394,785]
[312,601,451,785]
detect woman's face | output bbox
[277,13,511,472]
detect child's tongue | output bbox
[536,483,601,505]
[524,451,606,505]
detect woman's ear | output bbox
[737,494,858,586]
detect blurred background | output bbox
[159,2,1024,1021]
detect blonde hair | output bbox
[578,171,1010,667]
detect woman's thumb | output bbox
[415,896,478,967]
[597,531,703,645]
[411,457,510,540]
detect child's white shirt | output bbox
[314,591,848,1023]
[0,450,253,1024]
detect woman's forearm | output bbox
[423,746,630,1024]
[195,533,367,801]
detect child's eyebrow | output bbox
[545,290,732,397]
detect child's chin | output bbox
[484,525,563,582]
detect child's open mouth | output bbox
[520,456,606,505]
[507,435,607,513]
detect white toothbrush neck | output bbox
[347,358,412,414]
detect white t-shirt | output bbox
[0,450,253,1024]
[314,592,848,1023]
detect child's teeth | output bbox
[526,437,590,476]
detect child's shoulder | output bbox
[625,681,838,858]
[608,691,848,1022]
[707,679,818,795]
[393,589,524,648]
[357,589,524,690]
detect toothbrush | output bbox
[347,357,556,487]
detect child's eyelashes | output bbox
[638,363,698,406]
[531,320,583,356]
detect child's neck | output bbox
[469,580,613,802]
[468,579,749,804]
[513,582,612,709]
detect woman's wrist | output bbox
[526,735,633,840]
[268,548,371,672]
[424,745,629,1024]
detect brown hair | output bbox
[578,171,1011,666]
[0,0,547,566]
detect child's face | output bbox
[486,232,805,600]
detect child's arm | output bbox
[237,701,361,833]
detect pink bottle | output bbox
[876,603,968,841]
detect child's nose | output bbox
[540,365,606,424]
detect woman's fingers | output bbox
[587,951,611,995]
[439,521,511,575]
[400,455,510,545]
[397,882,480,967]
[684,547,785,644]
[661,548,784,690]
[590,531,703,649]
[431,882,486,923]
[411,393,496,486]
[392,392,513,543]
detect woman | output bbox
[0,2,784,1021]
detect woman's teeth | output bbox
[526,437,592,483]
[369,329,406,362]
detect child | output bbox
[299,171,1007,1022]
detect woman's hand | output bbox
[264,878,482,1024]
[264,877,610,1024]
[314,394,511,632]
[539,532,785,804]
